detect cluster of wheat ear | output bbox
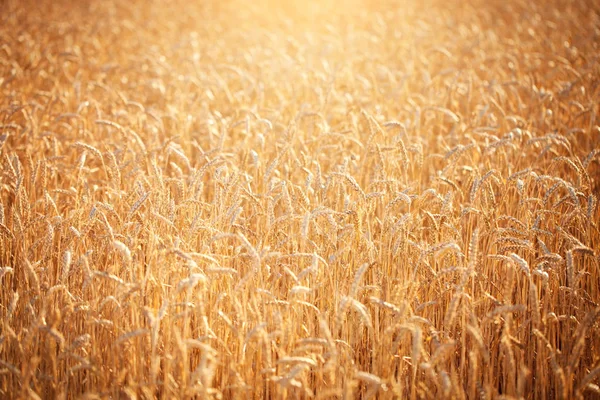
[1,0,599,398]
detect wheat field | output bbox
[1,0,599,398]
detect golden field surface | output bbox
[1,0,600,398]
